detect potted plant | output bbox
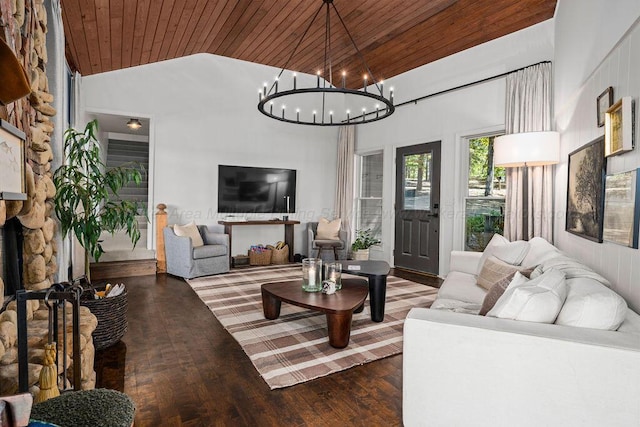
[351,228,381,260]
[53,120,146,283]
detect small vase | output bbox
[353,249,370,260]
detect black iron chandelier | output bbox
[257,0,395,126]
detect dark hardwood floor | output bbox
[94,270,441,426]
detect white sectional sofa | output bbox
[403,236,640,427]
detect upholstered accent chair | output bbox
[164,224,229,279]
[306,220,347,261]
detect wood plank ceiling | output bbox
[61,0,557,88]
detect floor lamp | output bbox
[494,131,560,239]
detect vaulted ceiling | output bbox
[61,0,556,88]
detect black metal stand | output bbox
[16,284,83,393]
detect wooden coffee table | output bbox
[261,278,369,348]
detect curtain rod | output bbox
[394,60,552,108]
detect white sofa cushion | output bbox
[430,298,481,314]
[487,269,567,323]
[476,234,529,274]
[521,236,559,267]
[555,277,628,330]
[449,250,482,275]
[532,254,611,287]
[438,271,487,305]
[618,309,640,333]
[173,221,204,247]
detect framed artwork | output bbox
[605,96,635,157]
[603,169,640,248]
[566,136,606,242]
[0,119,27,200]
[597,87,613,127]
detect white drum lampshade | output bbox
[494,131,560,167]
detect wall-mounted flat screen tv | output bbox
[218,165,296,213]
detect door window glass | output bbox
[403,153,432,210]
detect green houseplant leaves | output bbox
[351,228,381,251]
[53,120,146,282]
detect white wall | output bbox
[356,20,554,275]
[82,54,338,256]
[554,1,640,312]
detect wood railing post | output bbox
[155,203,167,273]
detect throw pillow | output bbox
[555,277,628,330]
[476,256,533,291]
[487,269,567,323]
[521,236,559,267]
[478,272,516,315]
[173,221,204,247]
[316,217,341,240]
[476,234,530,275]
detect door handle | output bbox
[431,203,439,218]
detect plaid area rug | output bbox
[186,264,437,389]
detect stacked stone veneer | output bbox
[0,0,97,394]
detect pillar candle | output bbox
[309,266,316,287]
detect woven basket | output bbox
[81,286,128,351]
[248,249,272,266]
[267,244,289,264]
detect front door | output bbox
[394,142,441,274]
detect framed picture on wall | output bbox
[566,136,606,242]
[0,119,27,200]
[597,86,613,127]
[603,169,640,248]
[605,96,635,157]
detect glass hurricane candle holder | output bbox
[302,258,322,292]
[324,262,342,290]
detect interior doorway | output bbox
[394,142,441,275]
[85,112,153,262]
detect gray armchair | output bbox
[164,224,230,278]
[307,222,347,261]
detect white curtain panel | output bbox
[44,0,71,281]
[334,126,355,249]
[504,62,554,242]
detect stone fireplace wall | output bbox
[0,0,96,394]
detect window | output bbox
[355,152,383,241]
[465,135,505,251]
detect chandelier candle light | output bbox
[257,0,395,126]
